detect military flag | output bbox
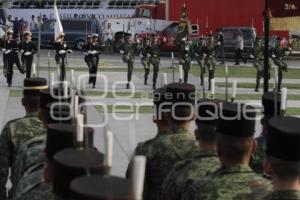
[176,3,192,45]
[54,0,64,40]
[270,0,300,30]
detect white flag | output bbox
[54,1,63,41]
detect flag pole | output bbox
[263,0,270,93]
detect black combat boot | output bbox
[126,83,130,89]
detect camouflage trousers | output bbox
[197,58,205,85]
[180,58,191,83]
[150,57,160,86]
[273,59,287,90]
[141,57,150,82]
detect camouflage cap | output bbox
[70,175,131,200]
[262,91,281,117]
[23,77,48,96]
[217,102,256,138]
[53,149,105,199]
[267,116,300,161]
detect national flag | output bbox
[54,0,64,40]
[175,3,192,45]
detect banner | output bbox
[270,0,300,30]
[54,1,64,40]
[175,3,192,45]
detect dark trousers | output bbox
[14,53,23,73]
[197,59,205,85]
[217,45,225,63]
[235,48,245,65]
[152,63,159,86]
[4,54,15,85]
[141,58,150,82]
[85,55,99,85]
[127,61,134,82]
[208,69,215,90]
[278,69,283,91]
[22,55,33,78]
[183,63,191,83]
[55,54,66,82]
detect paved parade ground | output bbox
[0,50,300,177]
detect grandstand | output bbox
[1,0,161,9]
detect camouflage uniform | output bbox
[204,39,216,90]
[0,113,45,199]
[14,167,53,200]
[272,43,288,90]
[149,42,161,89]
[121,39,137,87]
[194,39,206,86]
[139,40,151,85]
[161,149,220,200]
[182,164,272,200]
[13,135,46,191]
[250,134,266,174]
[262,191,300,200]
[251,39,264,92]
[130,129,199,200]
[179,41,193,83]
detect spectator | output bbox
[5,15,13,33]
[216,29,225,64]
[30,15,38,31]
[42,14,48,22]
[13,17,19,38]
[18,18,25,35]
[104,22,114,52]
[234,31,246,65]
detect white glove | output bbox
[250,54,254,59]
[195,53,199,57]
[24,51,32,56]
[91,50,98,55]
[20,49,24,54]
[217,41,221,45]
[272,54,276,58]
[209,55,213,58]
[203,53,207,57]
[5,49,12,54]
[67,49,73,53]
[139,53,143,58]
[59,50,66,54]
[83,52,88,56]
[185,46,190,51]
[147,53,151,58]
[185,54,188,57]
[120,50,124,54]
[2,48,6,52]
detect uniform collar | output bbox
[170,127,190,134]
[217,164,253,175]
[197,149,218,157]
[26,112,38,117]
[268,190,300,199]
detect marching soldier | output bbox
[2,30,20,87]
[204,36,217,91]
[178,37,193,83]
[0,77,47,200]
[250,37,265,92]
[183,102,272,199]
[55,33,72,82]
[120,34,137,89]
[149,36,164,90]
[194,36,206,86]
[20,31,37,78]
[161,99,222,200]
[139,37,151,86]
[272,37,288,91]
[263,117,300,200]
[83,35,102,88]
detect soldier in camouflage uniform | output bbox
[251,91,282,175]
[139,38,151,86]
[183,102,272,200]
[262,116,300,200]
[0,77,47,200]
[161,99,222,200]
[178,37,193,83]
[127,84,200,200]
[194,36,206,86]
[250,37,265,92]
[204,36,217,91]
[149,36,163,90]
[272,37,288,91]
[120,34,137,89]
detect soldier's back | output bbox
[262,191,300,200]
[183,164,272,200]
[161,149,220,200]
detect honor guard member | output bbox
[0,77,47,199]
[178,37,193,83]
[251,91,282,174]
[149,35,164,89]
[250,37,266,92]
[70,176,131,200]
[204,36,217,91]
[272,37,288,91]
[127,84,200,200]
[183,102,272,200]
[120,34,137,89]
[139,37,151,86]
[83,34,102,88]
[2,30,20,87]
[263,116,300,200]
[55,33,72,82]
[194,36,206,86]
[20,31,37,78]
[161,99,222,200]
